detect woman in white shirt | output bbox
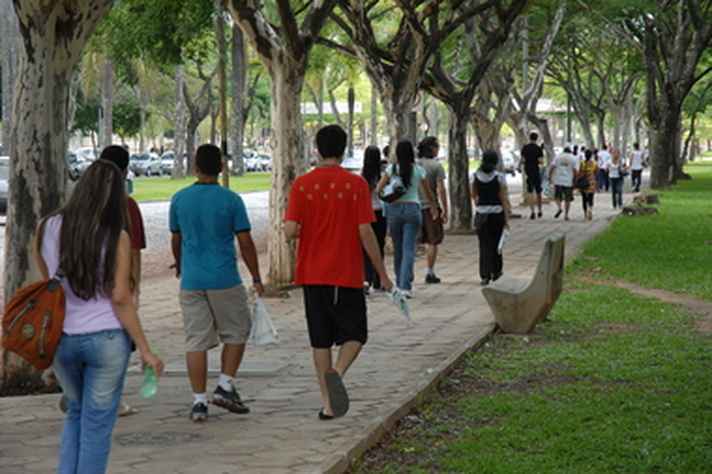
[608,149,628,209]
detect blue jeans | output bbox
[53,329,131,474]
[387,202,422,291]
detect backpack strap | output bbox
[36,216,64,281]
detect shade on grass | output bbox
[131,173,272,202]
[570,163,712,301]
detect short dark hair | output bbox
[417,136,439,158]
[316,125,347,159]
[634,142,640,149]
[529,132,539,141]
[195,144,222,176]
[100,145,129,171]
[382,145,390,159]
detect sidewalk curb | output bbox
[318,322,496,474]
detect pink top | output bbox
[41,215,123,335]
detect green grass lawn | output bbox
[570,163,712,301]
[131,173,272,202]
[354,283,712,473]
[352,164,712,473]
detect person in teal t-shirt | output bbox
[169,144,264,423]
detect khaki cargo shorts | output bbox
[180,285,252,352]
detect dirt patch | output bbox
[599,323,639,334]
[578,276,712,335]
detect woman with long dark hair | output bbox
[34,159,163,473]
[361,145,387,292]
[577,149,598,220]
[472,150,510,286]
[376,140,437,297]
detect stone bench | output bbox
[482,234,565,334]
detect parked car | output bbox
[341,150,364,172]
[244,153,262,172]
[130,153,162,176]
[65,152,82,180]
[0,156,8,214]
[256,154,272,172]
[502,151,518,175]
[159,151,188,175]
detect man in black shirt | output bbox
[520,132,544,219]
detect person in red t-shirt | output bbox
[285,125,394,420]
[100,146,146,417]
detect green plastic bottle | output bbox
[140,366,158,399]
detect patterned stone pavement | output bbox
[0,190,635,474]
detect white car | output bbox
[0,156,9,214]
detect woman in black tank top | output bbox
[471,151,510,286]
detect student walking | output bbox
[285,125,394,420]
[577,149,598,221]
[170,144,264,423]
[376,140,437,298]
[597,145,611,192]
[549,146,578,221]
[36,160,163,474]
[520,132,544,219]
[472,151,510,286]
[630,142,645,192]
[609,149,627,209]
[57,146,147,418]
[361,146,388,292]
[416,136,449,284]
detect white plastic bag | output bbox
[498,228,511,255]
[388,289,414,326]
[248,298,278,346]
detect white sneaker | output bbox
[400,289,413,299]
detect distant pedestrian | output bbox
[629,142,644,192]
[417,136,449,284]
[376,140,438,298]
[597,145,611,191]
[520,132,544,219]
[170,144,264,423]
[361,146,388,292]
[37,160,163,473]
[285,125,394,420]
[609,149,627,209]
[577,149,598,221]
[549,145,578,221]
[472,150,510,286]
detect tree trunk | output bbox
[138,87,148,153]
[230,24,246,176]
[209,104,218,145]
[649,106,681,188]
[447,109,472,232]
[3,0,113,386]
[266,60,306,286]
[474,117,502,155]
[595,113,606,149]
[347,85,355,158]
[215,0,229,187]
[101,58,114,148]
[370,80,378,144]
[173,66,186,179]
[0,0,19,150]
[186,116,199,175]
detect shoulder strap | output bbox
[36,216,64,281]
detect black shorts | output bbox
[526,172,542,194]
[555,185,574,202]
[303,285,367,349]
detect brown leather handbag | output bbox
[1,219,66,370]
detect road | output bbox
[0,173,530,290]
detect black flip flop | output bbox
[325,369,349,418]
[318,409,335,421]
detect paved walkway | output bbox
[0,192,633,473]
